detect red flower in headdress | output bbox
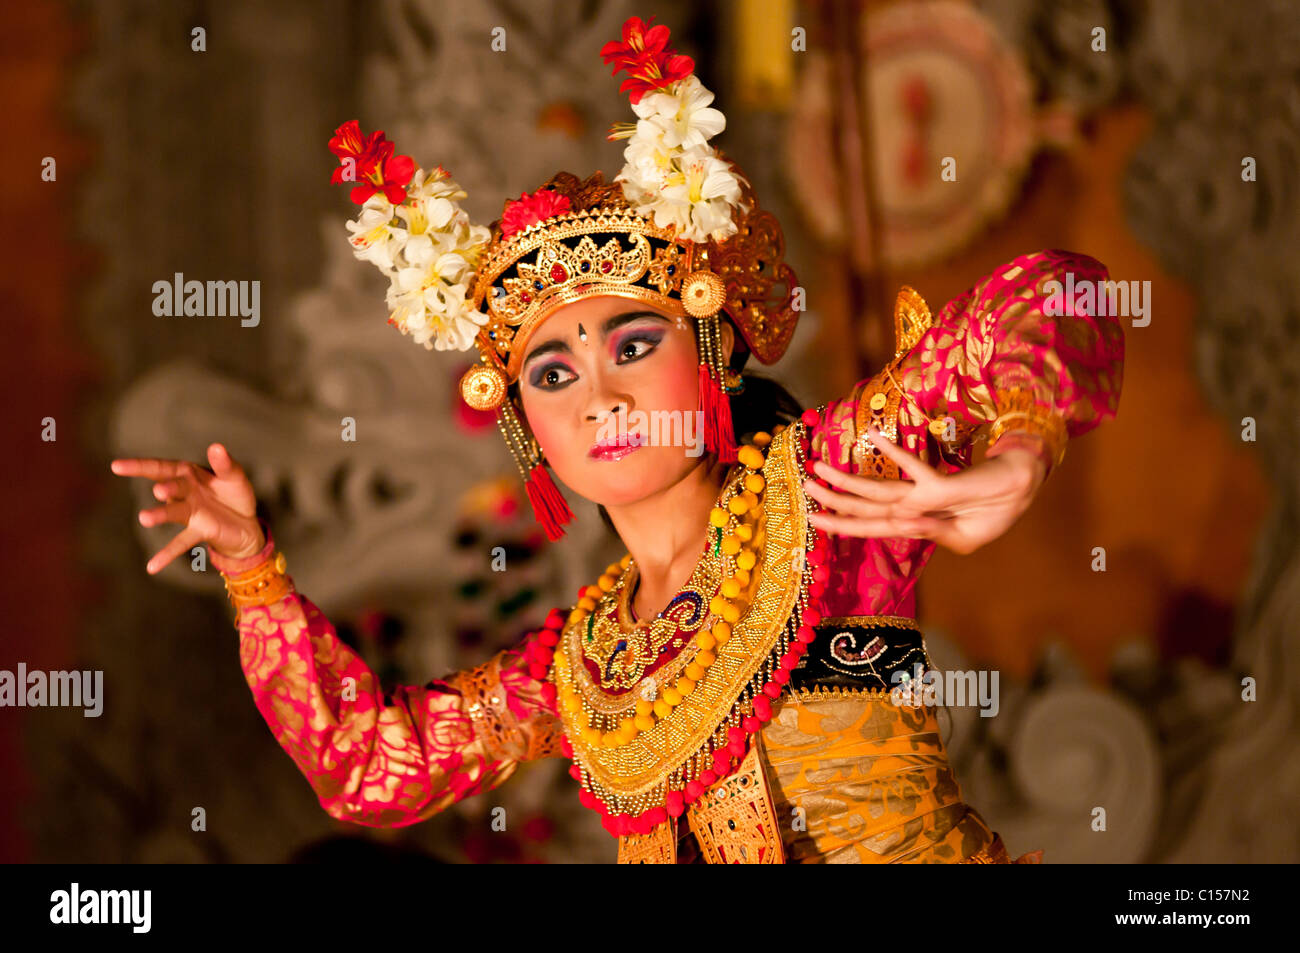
[328,119,416,205]
[328,120,381,164]
[499,189,572,240]
[600,15,694,104]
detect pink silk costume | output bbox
[214,249,1124,863]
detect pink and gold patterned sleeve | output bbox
[813,249,1126,480]
[213,526,565,828]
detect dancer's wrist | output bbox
[211,520,275,574]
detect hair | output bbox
[502,307,803,536]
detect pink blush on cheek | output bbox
[521,404,559,460]
[662,353,701,412]
[629,326,705,415]
[520,397,584,483]
[647,343,704,419]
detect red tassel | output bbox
[714,380,739,464]
[698,361,740,464]
[525,463,573,541]
[697,361,718,452]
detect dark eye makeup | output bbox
[612,327,664,363]
[524,316,669,391]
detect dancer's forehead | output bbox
[519,296,683,369]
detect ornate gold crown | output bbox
[469,172,694,383]
[462,159,799,406]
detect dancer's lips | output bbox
[589,432,646,460]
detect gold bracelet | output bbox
[988,416,1066,469]
[987,386,1067,470]
[221,551,294,614]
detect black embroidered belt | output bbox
[785,614,930,697]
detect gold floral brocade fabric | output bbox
[759,693,1035,863]
[236,592,564,827]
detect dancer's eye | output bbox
[530,363,576,390]
[614,331,663,364]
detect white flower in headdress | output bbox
[386,265,488,351]
[385,224,490,351]
[609,63,746,244]
[404,166,470,233]
[345,194,403,275]
[393,189,466,250]
[408,165,469,203]
[654,146,745,243]
[630,75,726,151]
[333,123,493,353]
[620,133,678,195]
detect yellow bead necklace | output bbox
[555,431,777,749]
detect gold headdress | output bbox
[329,14,800,539]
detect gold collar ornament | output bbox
[548,420,833,839]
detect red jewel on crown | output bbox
[551,263,568,283]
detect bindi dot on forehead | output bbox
[578,323,588,342]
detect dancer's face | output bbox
[517,295,732,507]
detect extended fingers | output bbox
[111,457,191,480]
[146,526,201,575]
[207,442,241,479]
[152,479,188,502]
[138,500,191,528]
[802,477,895,518]
[809,460,911,501]
[862,424,940,482]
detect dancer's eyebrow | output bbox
[522,312,670,372]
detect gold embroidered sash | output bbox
[684,733,785,863]
[615,734,786,864]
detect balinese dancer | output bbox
[112,15,1123,863]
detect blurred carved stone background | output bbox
[1,0,1294,863]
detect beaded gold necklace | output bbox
[546,419,831,838]
[564,453,760,730]
[576,534,724,696]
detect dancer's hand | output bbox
[110,443,265,573]
[802,424,1049,555]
